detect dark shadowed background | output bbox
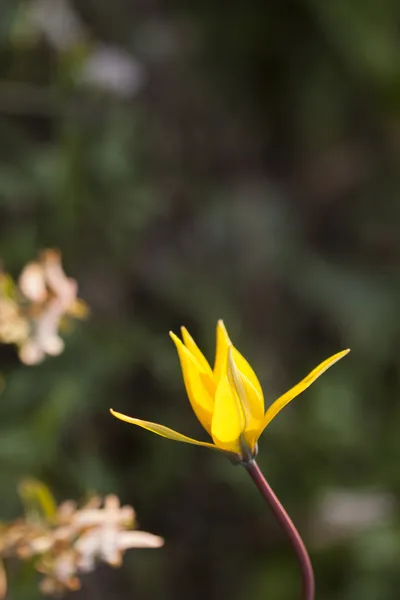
[1,0,400,599]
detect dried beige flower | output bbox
[0,249,88,364]
[0,559,6,600]
[0,484,163,596]
[19,262,48,303]
[74,495,163,570]
[0,298,29,344]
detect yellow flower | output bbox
[111,321,349,462]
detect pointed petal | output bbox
[231,347,264,401]
[213,321,263,402]
[236,374,264,452]
[211,353,245,453]
[110,410,217,450]
[261,349,350,431]
[169,332,214,433]
[227,348,264,453]
[181,327,213,376]
[214,320,231,382]
[227,347,264,426]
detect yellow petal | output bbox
[214,321,263,402]
[181,326,213,376]
[211,354,245,453]
[214,320,231,382]
[227,347,264,426]
[261,349,350,431]
[169,332,214,433]
[231,347,264,406]
[227,348,264,453]
[234,380,263,453]
[110,409,217,450]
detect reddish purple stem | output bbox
[245,460,315,600]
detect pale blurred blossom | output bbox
[311,488,396,547]
[19,262,48,303]
[28,0,84,51]
[74,494,134,529]
[0,299,29,344]
[79,46,145,97]
[0,486,163,596]
[0,559,6,600]
[39,551,81,594]
[20,298,66,365]
[18,249,78,308]
[0,249,87,364]
[26,0,145,98]
[75,495,163,569]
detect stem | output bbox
[245,460,314,600]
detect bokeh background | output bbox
[1,0,400,598]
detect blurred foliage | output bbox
[1,0,400,599]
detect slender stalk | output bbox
[245,460,314,600]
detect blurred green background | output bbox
[1,0,400,598]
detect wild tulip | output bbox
[111,320,348,463]
[111,320,349,600]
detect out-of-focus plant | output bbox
[0,249,87,365]
[0,479,163,597]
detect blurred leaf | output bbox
[18,477,57,521]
